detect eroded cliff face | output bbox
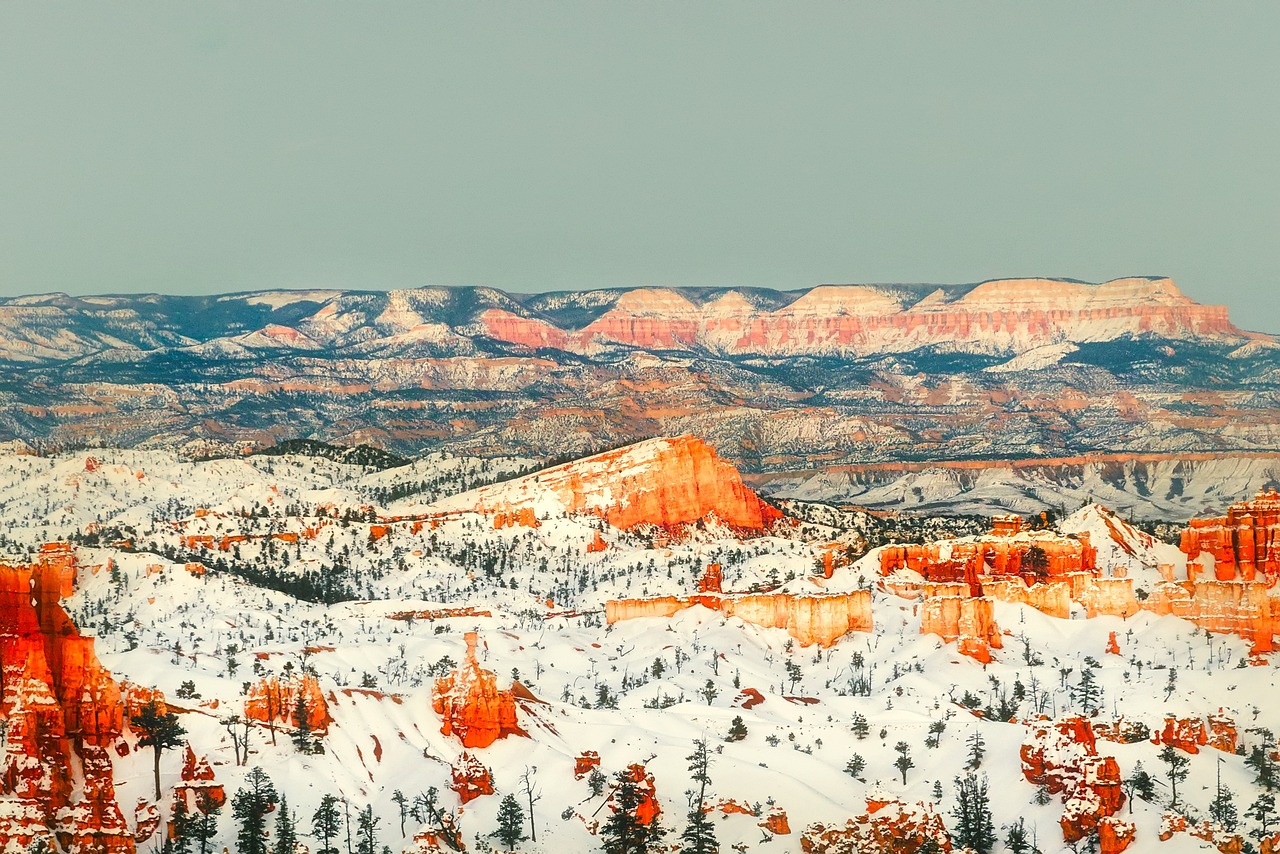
[0,544,134,854]
[918,587,1002,663]
[605,590,873,647]
[800,793,951,854]
[437,436,785,534]
[1182,489,1280,581]
[244,673,332,734]
[1145,580,1275,654]
[431,633,527,749]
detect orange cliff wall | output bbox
[919,589,1002,663]
[605,591,873,647]
[431,632,527,748]
[460,436,785,533]
[1181,489,1280,581]
[244,673,332,734]
[879,527,1096,591]
[1144,580,1275,653]
[0,544,135,854]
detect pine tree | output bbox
[966,730,985,770]
[312,794,343,854]
[275,796,298,854]
[356,805,379,854]
[1072,668,1102,715]
[291,695,313,753]
[391,790,408,838]
[680,739,717,854]
[851,713,870,740]
[1126,762,1155,804]
[950,774,996,854]
[893,741,914,785]
[232,767,279,854]
[600,771,665,854]
[844,754,865,780]
[726,716,747,743]
[166,796,196,854]
[1159,745,1191,807]
[189,795,222,854]
[1003,817,1030,854]
[132,700,187,801]
[492,794,526,851]
[588,768,608,797]
[1246,791,1275,836]
[1247,744,1280,790]
[1209,760,1238,831]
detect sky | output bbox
[2,2,1278,333]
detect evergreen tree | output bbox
[893,741,914,785]
[1158,745,1191,807]
[189,795,222,854]
[851,713,870,740]
[1072,668,1102,716]
[725,716,747,743]
[131,700,187,801]
[291,695,313,753]
[1247,744,1280,790]
[312,795,343,854]
[588,768,608,797]
[1246,791,1275,836]
[275,796,298,854]
[950,774,996,854]
[356,805,380,854]
[966,730,985,770]
[1209,761,1238,831]
[600,771,665,854]
[391,790,408,838]
[680,739,717,854]
[1003,817,1030,854]
[492,794,526,851]
[1126,762,1155,804]
[844,754,865,780]
[232,767,279,854]
[165,796,196,854]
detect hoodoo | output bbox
[431,632,528,748]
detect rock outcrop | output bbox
[437,436,785,534]
[1181,489,1280,581]
[0,544,134,854]
[432,632,527,748]
[244,673,332,735]
[1144,580,1275,653]
[1021,717,1126,846]
[919,586,1002,662]
[800,792,951,854]
[449,752,494,804]
[605,591,873,647]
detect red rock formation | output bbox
[1208,711,1239,753]
[1021,717,1125,845]
[167,745,226,838]
[244,673,331,735]
[1080,578,1140,619]
[443,436,785,533]
[1149,713,1240,754]
[697,563,723,594]
[605,591,873,647]
[133,800,159,844]
[879,520,1096,590]
[449,752,494,804]
[1143,580,1275,653]
[800,794,951,854]
[1105,631,1120,656]
[920,591,1002,662]
[574,751,601,779]
[432,632,527,748]
[607,764,660,827]
[734,688,765,709]
[760,807,791,835]
[1098,816,1136,854]
[1181,489,1280,581]
[0,545,135,854]
[586,530,608,553]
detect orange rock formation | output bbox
[244,673,332,734]
[605,591,873,647]
[0,544,135,854]
[1021,717,1125,844]
[800,794,951,854]
[1181,489,1280,581]
[919,587,1002,662]
[450,752,494,804]
[431,632,527,748]
[452,436,785,533]
[1144,580,1275,653]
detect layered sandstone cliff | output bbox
[244,673,332,735]
[605,589,873,647]
[1181,489,1280,581]
[434,436,784,533]
[0,544,134,854]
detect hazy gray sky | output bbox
[2,2,1277,332]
